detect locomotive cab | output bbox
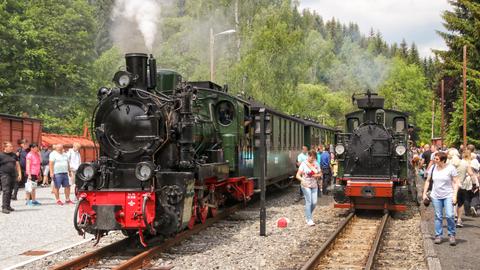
[333,92,409,211]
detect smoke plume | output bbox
[111,0,162,52]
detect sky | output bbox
[300,0,452,57]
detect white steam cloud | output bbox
[112,0,161,52]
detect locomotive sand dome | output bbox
[74,53,337,246]
[333,91,410,211]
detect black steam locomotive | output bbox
[73,53,336,245]
[333,92,410,211]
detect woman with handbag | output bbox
[296,150,322,226]
[25,143,41,206]
[422,151,459,246]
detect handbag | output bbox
[423,165,435,207]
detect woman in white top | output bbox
[296,150,322,226]
[455,150,479,226]
[422,151,459,246]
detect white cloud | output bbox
[300,0,451,57]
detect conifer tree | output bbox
[436,0,480,146]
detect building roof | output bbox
[42,133,95,148]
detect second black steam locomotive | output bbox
[333,92,411,211]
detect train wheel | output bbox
[200,205,209,224]
[209,206,218,217]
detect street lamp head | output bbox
[215,29,236,36]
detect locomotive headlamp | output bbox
[335,144,345,155]
[135,161,155,182]
[113,71,133,88]
[395,145,407,156]
[77,163,98,182]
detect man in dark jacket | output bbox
[13,139,28,200]
[0,141,22,213]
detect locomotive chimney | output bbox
[148,54,157,90]
[125,53,148,90]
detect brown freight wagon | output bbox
[0,113,43,147]
[0,113,97,162]
[42,133,97,162]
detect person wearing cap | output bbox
[25,143,42,206]
[40,142,51,187]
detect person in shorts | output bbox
[40,142,51,186]
[25,143,42,206]
[49,144,73,205]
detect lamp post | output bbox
[210,28,236,82]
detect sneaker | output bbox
[6,206,14,211]
[449,235,456,246]
[56,200,64,206]
[434,236,442,244]
[2,208,10,214]
[26,200,33,206]
[65,200,74,205]
[456,221,464,228]
[32,200,41,205]
[471,207,477,217]
[307,220,315,226]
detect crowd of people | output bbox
[295,144,337,226]
[0,139,82,214]
[413,143,480,246]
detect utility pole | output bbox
[431,97,435,140]
[235,0,241,61]
[210,28,214,82]
[441,79,445,141]
[463,45,467,147]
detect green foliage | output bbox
[378,57,432,142]
[0,0,97,134]
[0,0,437,137]
[436,0,480,147]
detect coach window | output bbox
[216,101,235,126]
[393,117,406,133]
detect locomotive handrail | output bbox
[142,194,156,235]
[73,196,86,237]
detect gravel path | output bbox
[150,186,349,270]
[375,203,426,270]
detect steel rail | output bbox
[51,203,243,270]
[365,213,389,270]
[51,237,134,270]
[113,203,244,270]
[300,212,355,270]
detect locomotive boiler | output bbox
[74,53,337,245]
[333,92,410,211]
[74,53,255,245]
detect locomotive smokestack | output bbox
[148,54,157,90]
[125,53,148,90]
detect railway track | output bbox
[301,211,389,270]
[51,203,243,270]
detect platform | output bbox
[0,186,86,269]
[418,177,480,270]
